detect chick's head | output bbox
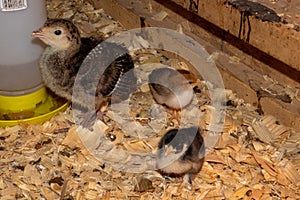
[32,19,81,52]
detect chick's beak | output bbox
[31,28,45,38]
[164,145,175,157]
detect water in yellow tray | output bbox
[0,87,69,127]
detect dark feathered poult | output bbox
[156,126,205,186]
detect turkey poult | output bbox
[32,18,136,125]
[148,67,200,120]
[156,127,205,187]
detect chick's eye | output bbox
[54,30,62,35]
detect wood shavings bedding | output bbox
[0,0,299,199]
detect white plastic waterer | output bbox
[0,0,69,126]
[0,0,46,94]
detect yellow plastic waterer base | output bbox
[0,87,69,127]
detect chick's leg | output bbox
[75,97,108,129]
[168,109,181,124]
[182,173,192,190]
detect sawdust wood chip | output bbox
[0,0,299,198]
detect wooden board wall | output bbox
[88,0,300,131]
[172,0,300,71]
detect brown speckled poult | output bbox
[32,18,136,123]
